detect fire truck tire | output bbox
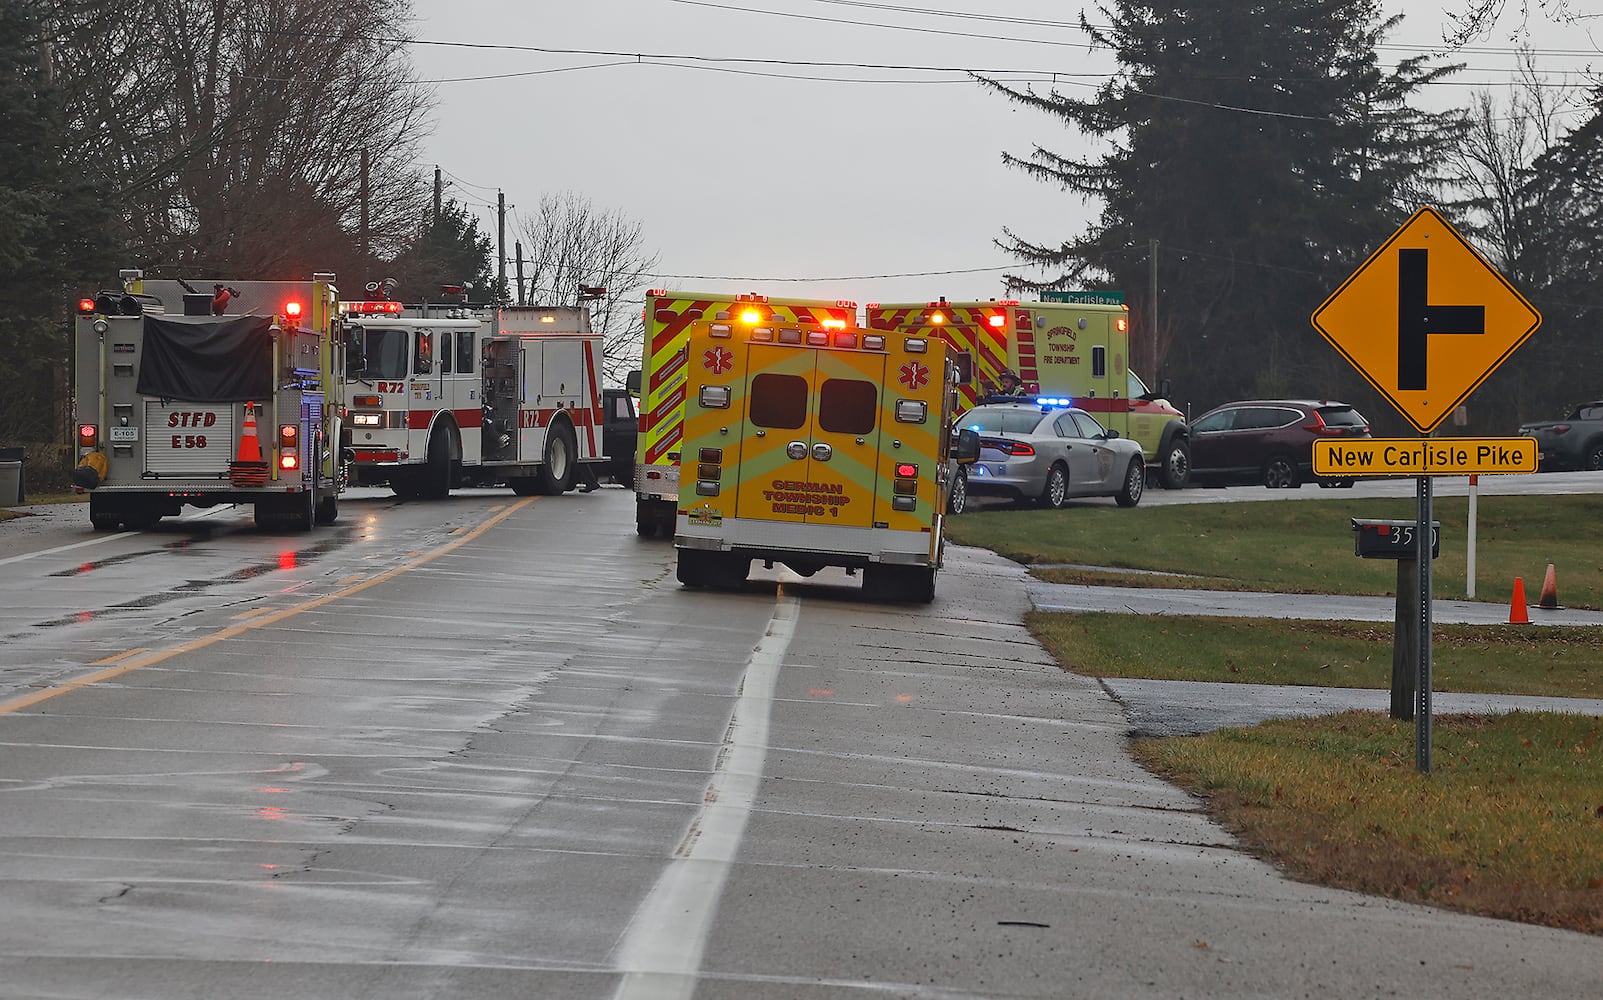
[1159,439,1191,490]
[420,431,453,501]
[535,422,578,495]
[1037,464,1069,509]
[509,477,539,496]
[315,495,339,525]
[88,495,122,531]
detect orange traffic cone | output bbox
[237,402,262,463]
[230,402,268,486]
[1508,576,1529,624]
[1539,563,1561,609]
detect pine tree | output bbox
[977,1,1467,419]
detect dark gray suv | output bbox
[1188,399,1370,488]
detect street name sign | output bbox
[1313,437,1537,476]
[1311,206,1541,434]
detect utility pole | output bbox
[497,190,507,304]
[433,166,442,225]
[1148,238,1159,377]
[359,148,371,268]
[515,242,526,306]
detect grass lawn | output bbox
[947,493,1603,610]
[952,494,1603,934]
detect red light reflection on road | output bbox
[809,688,834,697]
[257,806,286,821]
[76,611,94,624]
[277,550,297,570]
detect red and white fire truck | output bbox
[339,301,605,497]
[71,271,346,531]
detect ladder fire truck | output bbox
[867,296,1191,489]
[71,271,345,531]
[674,314,976,603]
[631,290,859,537]
[339,300,604,498]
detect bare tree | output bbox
[1449,49,1577,273]
[1442,1,1594,46]
[51,0,433,279]
[515,192,660,387]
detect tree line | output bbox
[983,1,1602,437]
[0,0,651,453]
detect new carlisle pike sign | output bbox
[1311,205,1540,478]
[1313,436,1536,477]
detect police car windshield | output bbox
[362,328,410,380]
[965,408,1043,434]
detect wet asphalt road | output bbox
[0,481,1599,997]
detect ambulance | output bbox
[71,271,345,531]
[632,290,859,537]
[867,295,1191,489]
[674,315,976,603]
[340,301,605,498]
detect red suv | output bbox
[1188,399,1371,488]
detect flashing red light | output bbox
[647,288,666,297]
[346,300,403,314]
[1115,317,1128,333]
[279,453,299,471]
[77,424,98,447]
[930,312,947,325]
[987,314,1006,328]
[284,301,303,319]
[78,298,97,314]
[895,463,918,477]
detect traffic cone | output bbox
[237,402,262,463]
[1508,576,1529,624]
[1539,563,1561,609]
[230,402,268,486]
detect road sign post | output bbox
[1312,206,1541,773]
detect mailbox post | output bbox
[1352,519,1439,722]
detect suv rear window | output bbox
[1316,406,1366,428]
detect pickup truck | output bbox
[601,387,638,486]
[1517,400,1603,471]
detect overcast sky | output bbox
[405,2,1598,308]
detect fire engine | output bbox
[340,301,605,498]
[866,296,1191,489]
[631,290,859,537]
[674,315,977,603]
[71,270,345,531]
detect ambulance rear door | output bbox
[734,341,884,528]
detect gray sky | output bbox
[407,2,1598,307]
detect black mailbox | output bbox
[1352,519,1439,560]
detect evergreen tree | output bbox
[0,0,117,444]
[978,1,1467,421]
[385,200,496,304]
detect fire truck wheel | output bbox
[420,431,453,500]
[1115,457,1145,508]
[509,477,539,496]
[315,495,339,525]
[1160,440,1191,490]
[535,422,579,495]
[89,495,123,530]
[1037,464,1069,509]
[947,466,968,515]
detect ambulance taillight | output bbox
[77,298,97,314]
[892,462,919,510]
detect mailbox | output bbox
[1352,518,1439,559]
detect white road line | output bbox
[611,592,799,1000]
[0,533,123,568]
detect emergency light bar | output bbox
[342,301,404,315]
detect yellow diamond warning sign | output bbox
[1311,206,1541,434]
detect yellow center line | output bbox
[88,648,151,666]
[0,498,538,717]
